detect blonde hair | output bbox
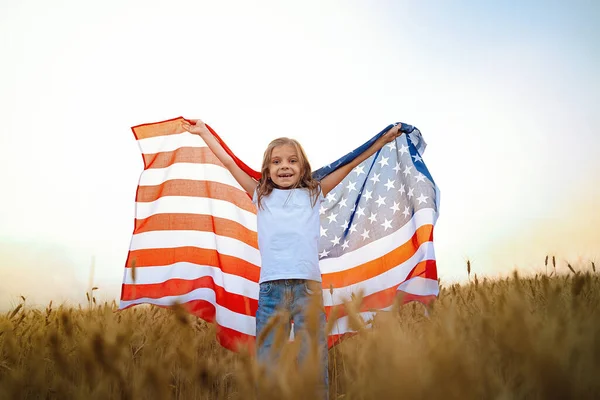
[256,137,321,209]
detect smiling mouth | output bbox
[278,173,293,178]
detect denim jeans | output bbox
[256,279,329,397]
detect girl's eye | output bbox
[273,160,279,164]
[290,159,297,163]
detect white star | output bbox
[381,218,393,231]
[417,193,429,204]
[375,195,386,207]
[339,197,347,208]
[356,206,366,218]
[349,223,358,234]
[341,240,350,250]
[403,165,412,177]
[393,161,402,173]
[346,181,357,193]
[319,205,326,215]
[354,165,365,176]
[369,173,380,184]
[390,201,400,214]
[361,229,370,240]
[378,156,389,168]
[407,187,414,199]
[384,179,395,191]
[399,184,406,195]
[402,206,411,218]
[364,190,373,201]
[319,249,329,258]
[398,144,409,156]
[415,173,426,183]
[341,219,349,230]
[320,226,328,237]
[386,141,396,151]
[326,192,337,203]
[330,235,341,246]
[412,154,422,163]
[327,212,338,224]
[350,204,356,212]
[368,212,377,223]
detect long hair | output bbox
[255,137,321,209]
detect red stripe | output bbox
[136,179,256,214]
[120,276,258,316]
[125,247,260,283]
[134,214,258,249]
[142,147,222,170]
[322,225,434,288]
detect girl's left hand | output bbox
[381,123,403,143]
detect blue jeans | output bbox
[256,279,329,396]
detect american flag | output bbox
[120,117,439,350]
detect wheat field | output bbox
[1,264,599,399]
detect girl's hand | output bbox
[181,119,210,136]
[380,123,403,143]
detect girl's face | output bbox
[269,144,302,188]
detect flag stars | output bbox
[349,223,358,234]
[356,206,366,218]
[339,197,348,208]
[354,165,365,176]
[386,141,396,151]
[341,219,349,230]
[399,183,406,195]
[375,195,386,207]
[364,190,373,201]
[390,201,400,214]
[320,226,328,237]
[319,205,326,215]
[326,192,337,203]
[415,173,426,183]
[412,153,423,163]
[361,229,370,240]
[378,156,389,168]
[384,179,395,191]
[319,249,329,258]
[407,187,415,199]
[393,162,402,173]
[341,240,350,250]
[398,144,409,156]
[330,235,341,246]
[327,212,338,224]
[403,165,412,176]
[346,181,357,193]
[381,218,393,231]
[402,206,411,218]
[369,173,380,184]
[368,213,378,223]
[417,193,429,204]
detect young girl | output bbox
[182,119,403,396]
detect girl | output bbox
[182,119,403,396]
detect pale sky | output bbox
[1,0,598,308]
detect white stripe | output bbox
[319,208,436,274]
[137,132,207,154]
[329,311,378,336]
[122,262,259,298]
[119,288,256,335]
[397,276,439,296]
[130,230,261,266]
[139,163,244,190]
[323,242,436,306]
[135,196,257,231]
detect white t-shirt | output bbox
[252,187,324,283]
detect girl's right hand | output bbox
[182,119,210,136]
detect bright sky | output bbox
[1,0,599,308]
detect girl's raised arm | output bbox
[182,119,258,196]
[320,124,404,197]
